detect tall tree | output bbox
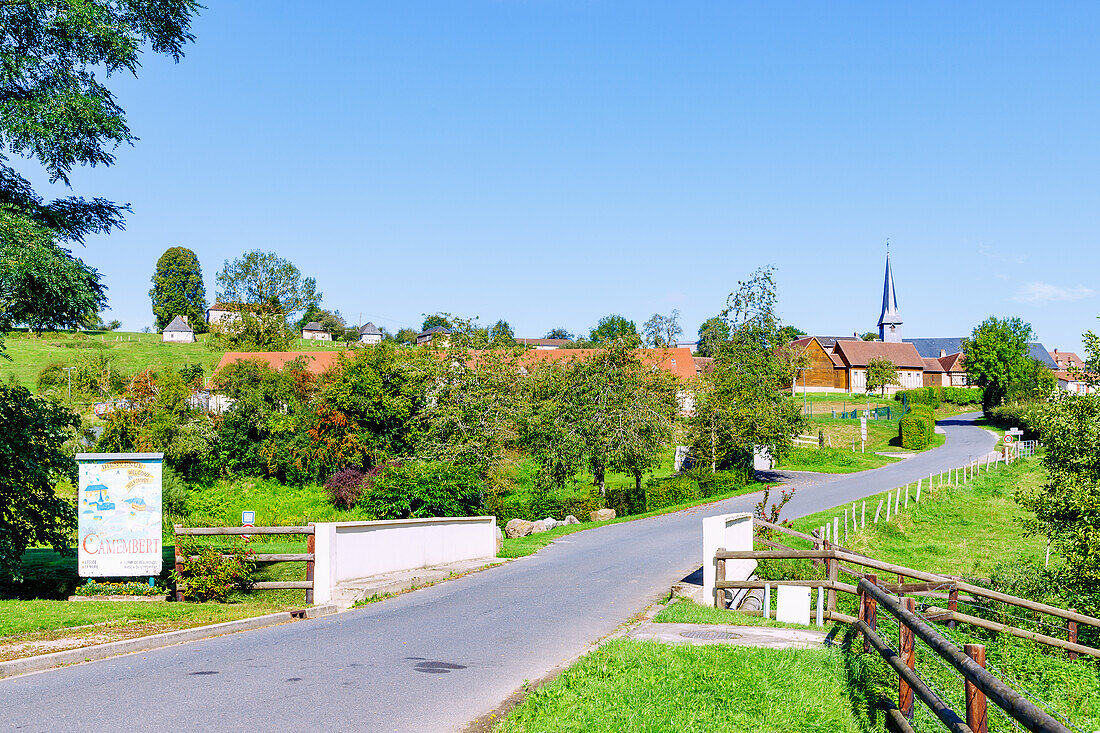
[962,317,1046,408]
[213,251,319,351]
[488,319,516,346]
[643,310,683,348]
[696,316,730,358]
[150,247,206,332]
[866,357,899,396]
[688,267,804,473]
[421,313,453,332]
[0,384,80,577]
[589,314,641,346]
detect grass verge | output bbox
[494,639,872,733]
[654,599,821,630]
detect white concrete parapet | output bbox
[702,512,755,609]
[313,516,498,604]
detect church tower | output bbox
[878,250,902,342]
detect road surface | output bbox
[1,413,995,732]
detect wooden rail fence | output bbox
[173,524,316,603]
[715,520,1097,732]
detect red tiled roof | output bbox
[215,351,347,376]
[939,352,965,373]
[507,347,699,381]
[922,357,945,373]
[833,340,925,369]
[1050,351,1085,370]
[516,338,571,347]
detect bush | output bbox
[696,469,750,495]
[985,403,1039,438]
[605,483,645,517]
[324,468,367,509]
[360,460,483,519]
[899,413,931,449]
[163,466,189,513]
[172,544,254,602]
[644,475,701,512]
[943,386,983,405]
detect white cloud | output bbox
[1014,282,1096,303]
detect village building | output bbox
[161,315,195,344]
[1049,350,1095,394]
[515,338,570,350]
[205,302,239,325]
[358,322,383,345]
[832,339,924,393]
[417,326,451,346]
[301,322,332,341]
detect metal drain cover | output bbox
[679,630,741,641]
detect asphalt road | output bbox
[2,413,995,732]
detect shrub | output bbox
[605,484,645,517]
[696,469,750,496]
[943,386,983,405]
[360,460,483,519]
[163,466,189,513]
[324,467,367,509]
[172,544,254,602]
[899,414,930,449]
[644,475,701,512]
[985,403,1039,438]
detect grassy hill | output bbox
[0,330,224,395]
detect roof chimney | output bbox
[940,349,946,358]
[1054,349,1059,355]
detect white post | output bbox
[824,522,830,544]
[843,508,848,541]
[885,494,891,522]
[833,517,839,546]
[763,583,771,619]
[905,484,910,509]
[915,480,921,503]
[861,501,866,528]
[874,499,884,523]
[895,487,902,514]
[816,585,825,626]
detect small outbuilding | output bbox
[358,322,383,345]
[417,326,451,346]
[162,315,196,344]
[302,322,332,341]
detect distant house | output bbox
[205,302,240,325]
[417,326,451,346]
[301,322,331,341]
[833,340,925,394]
[921,350,967,387]
[162,315,195,344]
[516,338,569,350]
[1049,350,1095,394]
[788,336,860,392]
[358,322,383,345]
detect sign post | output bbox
[860,416,868,453]
[77,453,163,578]
[241,510,255,541]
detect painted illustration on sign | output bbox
[78,455,163,577]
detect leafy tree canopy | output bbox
[0,384,80,577]
[866,357,899,396]
[776,325,807,344]
[860,332,878,341]
[962,316,1050,408]
[589,314,641,347]
[488,319,515,346]
[643,310,682,348]
[544,327,574,341]
[212,251,320,351]
[696,316,730,358]
[1,0,199,243]
[150,246,206,332]
[421,313,452,332]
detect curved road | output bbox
[1,414,995,732]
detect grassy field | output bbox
[778,415,946,473]
[0,330,224,395]
[493,639,872,733]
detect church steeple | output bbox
[878,249,902,342]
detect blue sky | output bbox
[25,2,1100,350]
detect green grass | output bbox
[654,599,821,630]
[0,597,290,638]
[778,416,946,473]
[0,330,223,395]
[494,639,872,733]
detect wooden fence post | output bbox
[305,524,316,605]
[863,573,877,653]
[715,549,726,609]
[964,644,988,733]
[1068,609,1078,661]
[173,524,184,602]
[900,598,916,719]
[948,585,958,630]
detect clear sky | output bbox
[25,2,1100,351]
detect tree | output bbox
[643,310,683,348]
[295,306,345,336]
[212,251,319,351]
[866,357,899,396]
[150,247,206,333]
[962,317,1046,409]
[393,328,418,346]
[687,267,804,474]
[776,325,807,344]
[589,314,641,346]
[0,214,107,335]
[1017,392,1100,585]
[84,312,121,331]
[1077,318,1100,388]
[488,319,516,346]
[422,313,453,332]
[0,384,80,577]
[696,316,730,358]
[544,328,574,341]
[860,332,878,341]
[0,1,199,245]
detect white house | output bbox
[302,322,332,341]
[358,322,383,345]
[205,302,239,325]
[162,315,195,344]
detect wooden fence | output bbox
[173,524,316,603]
[714,520,1098,732]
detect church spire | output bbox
[878,248,902,342]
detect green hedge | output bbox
[985,403,1039,439]
[898,405,935,449]
[895,386,983,407]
